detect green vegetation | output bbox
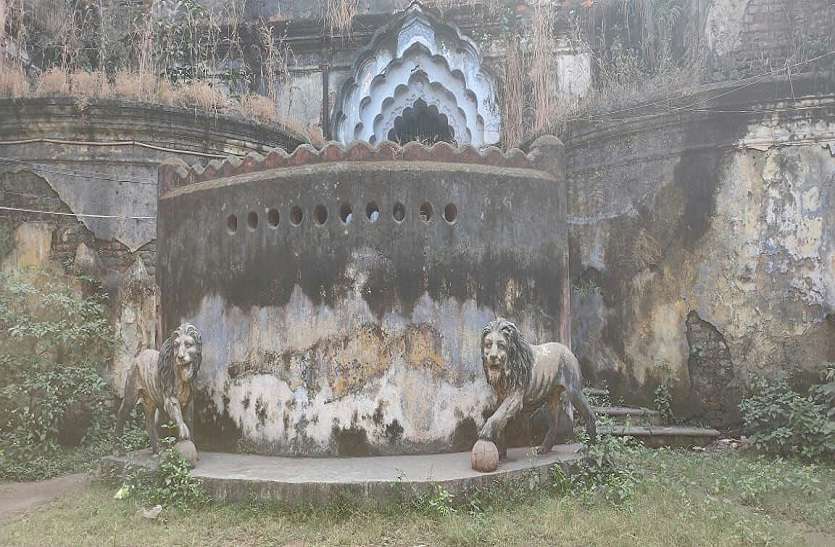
[2,447,833,546]
[740,372,835,461]
[0,269,146,481]
[653,383,673,423]
[115,442,208,510]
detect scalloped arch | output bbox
[333,2,501,147]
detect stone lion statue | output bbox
[479,318,596,455]
[116,323,202,454]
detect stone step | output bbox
[599,425,721,448]
[594,406,664,426]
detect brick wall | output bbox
[732,0,832,74]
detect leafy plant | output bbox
[120,439,207,510]
[653,383,673,423]
[740,375,835,461]
[556,432,640,507]
[0,269,139,480]
[812,363,835,418]
[413,484,456,517]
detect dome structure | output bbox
[332,2,501,147]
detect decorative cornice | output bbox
[158,137,565,196]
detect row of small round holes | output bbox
[226,202,458,234]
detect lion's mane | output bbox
[157,322,203,397]
[481,318,535,390]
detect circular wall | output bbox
[158,141,567,456]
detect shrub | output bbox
[0,269,127,479]
[653,383,673,423]
[812,364,835,418]
[740,375,835,461]
[555,432,640,507]
[121,440,207,510]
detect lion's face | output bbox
[482,330,510,385]
[173,332,200,381]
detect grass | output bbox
[1,447,833,546]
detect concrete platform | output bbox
[102,444,583,506]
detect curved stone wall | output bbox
[158,139,567,456]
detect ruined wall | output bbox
[157,138,568,456]
[0,98,305,393]
[705,0,833,77]
[565,78,835,428]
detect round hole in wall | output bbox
[290,206,303,226]
[443,203,457,224]
[247,211,258,230]
[267,208,279,227]
[340,203,353,224]
[419,202,433,222]
[366,201,380,223]
[226,214,238,234]
[393,202,406,223]
[314,205,328,225]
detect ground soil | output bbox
[0,473,88,523]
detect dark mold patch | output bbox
[159,166,565,333]
[674,151,723,246]
[331,424,372,457]
[254,397,268,426]
[450,417,478,451]
[384,420,404,443]
[194,391,242,453]
[372,401,386,426]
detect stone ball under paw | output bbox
[174,440,199,467]
[470,439,499,473]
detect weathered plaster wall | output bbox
[565,79,835,427]
[0,98,304,255]
[0,98,305,392]
[158,142,568,455]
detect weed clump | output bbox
[740,373,835,461]
[0,269,147,480]
[555,433,640,507]
[117,438,208,511]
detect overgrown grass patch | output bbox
[2,447,833,546]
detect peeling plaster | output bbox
[186,289,499,455]
[26,164,157,252]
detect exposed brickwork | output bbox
[0,170,155,276]
[732,0,832,74]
